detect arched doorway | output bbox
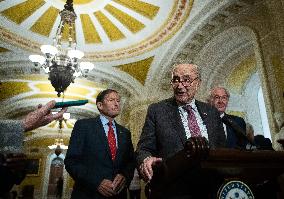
[47,157,64,199]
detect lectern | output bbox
[147,140,284,199]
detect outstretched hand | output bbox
[23,100,67,132]
[139,156,163,182]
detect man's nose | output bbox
[217,98,223,103]
[177,81,185,88]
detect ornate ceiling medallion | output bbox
[0,0,194,61]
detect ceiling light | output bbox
[29,0,94,97]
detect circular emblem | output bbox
[217,180,254,199]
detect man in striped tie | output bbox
[65,89,135,199]
[136,63,226,199]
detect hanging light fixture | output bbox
[48,113,70,156]
[29,0,94,97]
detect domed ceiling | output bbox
[0,0,192,59]
[0,0,194,122]
[0,0,268,141]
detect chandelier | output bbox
[29,0,94,97]
[48,113,70,156]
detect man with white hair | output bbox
[136,63,226,198]
[208,86,247,149]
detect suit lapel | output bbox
[167,98,187,145]
[195,100,209,127]
[96,117,113,160]
[224,113,236,147]
[114,123,123,163]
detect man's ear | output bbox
[97,102,103,111]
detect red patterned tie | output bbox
[107,121,117,160]
[184,105,201,137]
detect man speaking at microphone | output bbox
[208,86,247,149]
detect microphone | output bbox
[53,100,88,109]
[221,115,253,145]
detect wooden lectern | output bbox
[147,139,284,199]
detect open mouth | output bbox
[176,91,186,96]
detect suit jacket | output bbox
[65,116,135,199]
[0,120,24,152]
[135,98,226,198]
[0,120,25,196]
[223,114,246,149]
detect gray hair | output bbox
[207,86,230,103]
[171,63,202,80]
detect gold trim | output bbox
[227,55,256,94]
[30,7,59,37]
[94,11,125,41]
[1,0,45,24]
[0,47,10,52]
[80,14,102,43]
[61,0,93,4]
[116,56,154,85]
[105,4,145,33]
[0,82,32,101]
[88,0,193,60]
[113,0,159,20]
[0,0,194,61]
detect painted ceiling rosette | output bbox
[0,0,193,61]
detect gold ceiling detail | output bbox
[0,27,40,53]
[61,23,76,41]
[105,4,145,33]
[0,47,9,52]
[46,120,74,129]
[24,94,91,103]
[88,0,192,60]
[20,74,103,89]
[33,82,92,96]
[113,0,159,20]
[30,7,59,37]
[33,82,55,92]
[24,137,70,148]
[94,11,125,41]
[116,56,154,85]
[1,0,45,24]
[271,56,284,92]
[227,55,257,94]
[0,76,103,105]
[80,14,102,43]
[66,121,74,129]
[47,121,57,128]
[0,0,192,60]
[0,82,31,101]
[61,0,93,4]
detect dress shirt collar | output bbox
[181,98,198,112]
[100,114,115,126]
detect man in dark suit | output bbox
[136,63,226,198]
[208,86,247,149]
[65,89,135,199]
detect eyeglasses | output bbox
[213,95,228,101]
[171,77,199,87]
